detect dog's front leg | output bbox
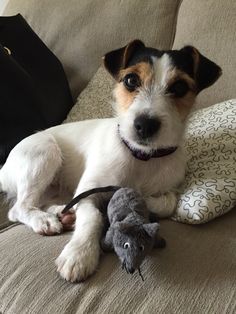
[56,197,103,282]
[145,192,177,218]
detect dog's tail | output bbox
[62,186,121,214]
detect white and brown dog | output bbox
[0,40,221,282]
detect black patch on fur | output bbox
[104,40,222,92]
[195,52,222,92]
[167,48,195,78]
[127,47,163,67]
[103,40,145,78]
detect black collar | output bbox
[118,125,177,161]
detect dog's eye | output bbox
[123,73,140,91]
[124,242,130,249]
[168,80,189,97]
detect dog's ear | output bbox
[103,40,145,80]
[181,46,222,93]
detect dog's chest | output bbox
[121,153,185,196]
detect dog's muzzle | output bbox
[118,124,177,161]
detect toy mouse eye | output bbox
[123,73,140,92]
[139,245,144,251]
[124,242,130,249]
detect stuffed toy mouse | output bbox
[62,186,166,280]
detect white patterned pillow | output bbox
[173,99,236,224]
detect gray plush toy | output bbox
[62,186,166,280]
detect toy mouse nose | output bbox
[128,267,135,274]
[134,115,161,139]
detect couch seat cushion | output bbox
[0,193,13,230]
[0,210,236,313]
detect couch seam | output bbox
[0,222,19,234]
[170,0,184,49]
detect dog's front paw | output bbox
[30,212,63,235]
[8,206,19,222]
[47,205,76,231]
[56,240,100,282]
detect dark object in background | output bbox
[0,14,73,164]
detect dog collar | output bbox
[118,125,177,161]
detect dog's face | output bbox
[104,40,222,153]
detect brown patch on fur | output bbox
[191,47,200,77]
[165,68,196,91]
[114,84,138,112]
[114,60,197,117]
[115,62,154,112]
[174,92,196,121]
[119,62,153,87]
[165,68,197,120]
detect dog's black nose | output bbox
[134,115,161,139]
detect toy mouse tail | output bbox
[62,185,121,214]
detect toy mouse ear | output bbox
[181,46,222,93]
[103,39,145,80]
[143,222,160,238]
[114,221,129,231]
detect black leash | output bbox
[62,185,121,214]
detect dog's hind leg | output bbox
[1,132,63,235]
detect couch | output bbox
[0,1,236,313]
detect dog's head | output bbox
[103,40,221,157]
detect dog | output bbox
[0,40,221,282]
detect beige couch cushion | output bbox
[173,0,236,107]
[65,66,113,122]
[0,211,236,313]
[4,0,181,100]
[0,194,12,230]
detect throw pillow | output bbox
[173,99,236,224]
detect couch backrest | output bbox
[4,0,181,100]
[4,0,236,106]
[173,0,236,107]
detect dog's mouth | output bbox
[118,125,178,161]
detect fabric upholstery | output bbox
[65,66,114,123]
[174,99,236,224]
[173,0,236,107]
[0,211,236,313]
[4,0,181,100]
[0,193,12,230]
[0,0,9,15]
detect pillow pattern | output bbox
[173,99,236,224]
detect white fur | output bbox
[0,54,188,282]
